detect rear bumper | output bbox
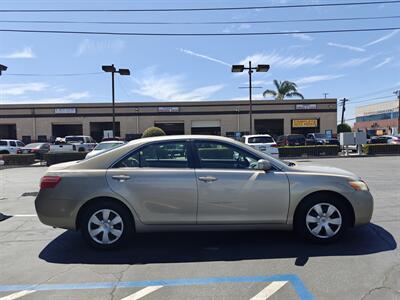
[35,190,78,230]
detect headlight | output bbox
[349,181,369,191]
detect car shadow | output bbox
[39,223,396,266]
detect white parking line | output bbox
[249,281,288,300]
[0,290,36,300]
[120,285,163,300]
[10,215,37,217]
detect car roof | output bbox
[0,139,21,142]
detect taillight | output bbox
[40,176,61,189]
[271,143,277,147]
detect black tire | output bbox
[294,194,350,244]
[0,150,9,154]
[80,199,134,250]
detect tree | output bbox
[142,126,166,138]
[337,123,352,133]
[263,80,304,100]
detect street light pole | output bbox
[102,64,131,138]
[231,62,270,135]
[248,61,253,135]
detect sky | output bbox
[0,0,399,124]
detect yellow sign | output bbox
[292,119,318,128]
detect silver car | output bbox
[35,135,373,249]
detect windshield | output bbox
[247,136,274,144]
[94,142,123,150]
[65,137,84,143]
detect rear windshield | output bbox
[94,143,123,150]
[25,143,42,148]
[288,135,305,141]
[247,136,274,144]
[0,141,7,146]
[314,134,327,139]
[65,137,84,143]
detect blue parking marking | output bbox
[0,274,314,300]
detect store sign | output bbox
[295,104,317,110]
[158,107,179,113]
[54,108,76,114]
[292,119,318,128]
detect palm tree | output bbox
[263,80,304,100]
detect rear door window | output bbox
[115,141,189,168]
[10,141,16,147]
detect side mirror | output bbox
[257,159,272,171]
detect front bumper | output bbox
[347,190,374,226]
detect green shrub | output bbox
[43,152,88,166]
[278,145,340,158]
[142,126,166,138]
[337,123,352,133]
[0,154,35,166]
[362,144,400,155]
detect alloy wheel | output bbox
[87,209,124,245]
[305,203,342,239]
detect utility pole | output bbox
[394,90,400,134]
[323,93,329,99]
[339,98,349,124]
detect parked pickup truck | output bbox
[49,136,97,153]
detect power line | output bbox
[1,15,400,25]
[348,85,400,100]
[1,0,400,13]
[1,26,400,36]
[4,72,103,77]
[348,95,394,105]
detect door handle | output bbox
[112,175,131,182]
[198,176,218,182]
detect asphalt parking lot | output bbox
[0,156,399,300]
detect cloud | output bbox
[295,74,345,85]
[372,57,393,69]
[3,92,91,104]
[76,39,125,56]
[0,82,47,95]
[239,52,322,69]
[327,42,365,52]
[363,30,399,47]
[132,67,224,101]
[291,33,314,41]
[337,56,374,68]
[179,48,231,67]
[0,47,36,59]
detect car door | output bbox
[106,140,198,224]
[9,141,17,154]
[193,140,290,224]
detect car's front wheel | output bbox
[80,200,133,250]
[295,195,350,243]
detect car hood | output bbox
[289,164,360,180]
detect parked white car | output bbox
[0,139,25,154]
[85,141,125,159]
[241,134,279,158]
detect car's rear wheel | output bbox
[295,195,350,243]
[80,200,133,250]
[0,150,9,154]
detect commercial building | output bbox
[0,98,337,143]
[353,100,399,136]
